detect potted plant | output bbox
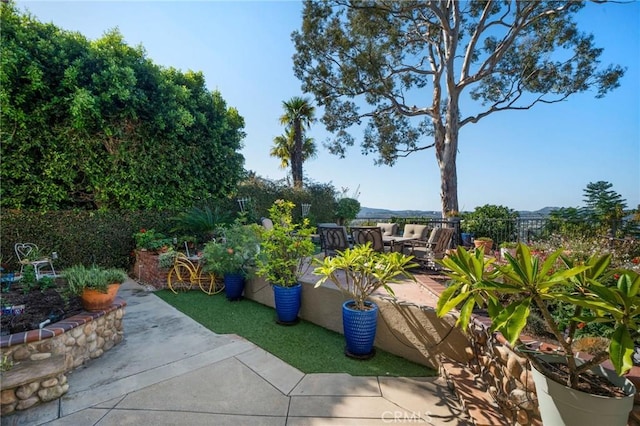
[64,264,128,311]
[178,235,197,251]
[473,236,493,252]
[133,228,173,253]
[313,243,417,358]
[256,200,315,324]
[202,221,261,301]
[499,241,518,259]
[436,243,638,426]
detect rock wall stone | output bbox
[0,303,125,416]
[462,317,640,425]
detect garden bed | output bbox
[0,285,126,416]
[1,278,83,335]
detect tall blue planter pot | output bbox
[224,273,245,301]
[342,300,378,359]
[273,283,301,325]
[461,233,474,247]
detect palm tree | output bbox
[270,127,317,171]
[276,96,316,188]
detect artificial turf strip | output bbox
[155,290,436,377]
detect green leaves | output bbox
[435,243,640,379]
[499,244,589,295]
[609,325,634,376]
[256,200,316,287]
[313,243,416,311]
[1,6,246,210]
[435,246,500,331]
[491,299,531,347]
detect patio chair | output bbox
[376,222,398,238]
[401,224,431,241]
[14,243,57,280]
[318,225,351,257]
[350,226,388,252]
[404,227,455,269]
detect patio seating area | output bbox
[318,222,457,268]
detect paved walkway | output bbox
[5,279,471,426]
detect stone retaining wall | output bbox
[462,319,541,425]
[0,299,126,416]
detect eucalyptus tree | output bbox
[270,127,317,174]
[278,96,316,188]
[292,0,625,216]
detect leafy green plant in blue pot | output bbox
[256,200,315,324]
[313,243,416,358]
[202,221,261,301]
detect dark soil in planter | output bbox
[1,280,83,335]
[540,359,630,398]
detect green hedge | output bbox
[0,180,340,274]
[0,209,174,272]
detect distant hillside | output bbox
[357,207,440,219]
[357,206,559,219]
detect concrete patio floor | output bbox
[3,278,472,426]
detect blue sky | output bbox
[19,1,639,212]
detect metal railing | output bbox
[350,217,584,249]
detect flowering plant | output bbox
[201,222,261,277]
[133,228,173,251]
[436,243,639,393]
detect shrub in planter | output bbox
[202,221,261,300]
[436,244,639,425]
[313,243,417,358]
[64,264,128,311]
[202,222,261,278]
[133,228,173,253]
[256,200,315,323]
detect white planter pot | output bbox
[531,354,636,426]
[499,247,516,259]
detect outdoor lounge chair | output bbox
[318,224,351,257]
[401,224,431,241]
[376,222,398,238]
[350,226,388,252]
[404,227,455,269]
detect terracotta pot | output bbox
[474,239,493,252]
[81,283,120,311]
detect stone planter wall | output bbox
[133,250,169,289]
[0,299,126,416]
[461,319,542,425]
